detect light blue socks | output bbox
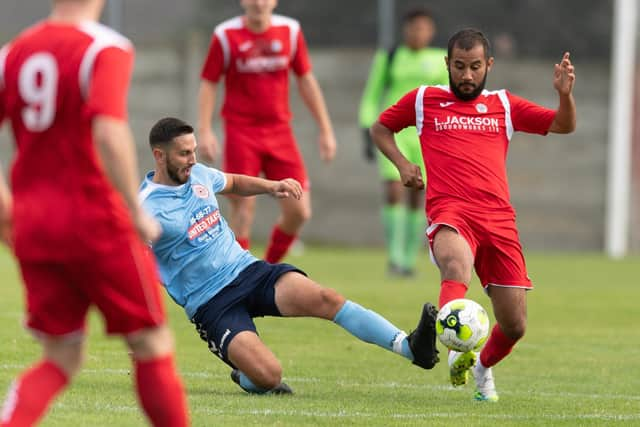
[333,300,414,360]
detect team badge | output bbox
[476,103,488,113]
[192,184,209,199]
[271,40,283,53]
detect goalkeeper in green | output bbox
[358,7,448,276]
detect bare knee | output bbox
[251,359,283,390]
[126,325,175,361]
[499,318,527,341]
[439,256,471,283]
[318,287,346,318]
[284,204,311,228]
[43,338,85,378]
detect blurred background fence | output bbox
[0,0,637,253]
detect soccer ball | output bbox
[436,298,490,352]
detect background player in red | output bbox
[370,28,576,401]
[0,1,189,425]
[198,0,337,263]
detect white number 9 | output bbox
[18,53,58,132]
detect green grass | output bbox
[1,246,639,426]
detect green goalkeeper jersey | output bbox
[359,45,449,128]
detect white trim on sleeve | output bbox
[77,21,132,99]
[415,85,428,136]
[496,89,514,140]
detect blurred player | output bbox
[198,0,336,263]
[370,28,576,401]
[0,1,189,425]
[359,7,448,277]
[139,117,439,394]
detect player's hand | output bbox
[198,128,219,165]
[399,162,425,190]
[318,130,336,163]
[362,128,376,162]
[553,52,575,96]
[133,210,162,244]
[271,178,303,200]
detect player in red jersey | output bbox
[198,0,336,263]
[0,1,189,426]
[370,28,576,401]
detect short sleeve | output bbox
[85,46,133,120]
[508,92,556,135]
[378,88,420,133]
[206,166,227,193]
[201,35,225,83]
[291,29,312,76]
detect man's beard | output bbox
[167,160,188,185]
[449,69,488,101]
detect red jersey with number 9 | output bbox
[0,21,136,261]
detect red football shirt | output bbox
[379,85,556,213]
[201,14,312,125]
[0,20,136,260]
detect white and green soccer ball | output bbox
[436,298,490,353]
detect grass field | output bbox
[1,245,639,426]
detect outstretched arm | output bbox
[370,121,424,190]
[296,72,337,162]
[548,52,576,134]
[220,174,302,200]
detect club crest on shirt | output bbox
[271,39,283,53]
[476,103,488,113]
[192,184,209,199]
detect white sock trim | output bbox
[392,331,408,354]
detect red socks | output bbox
[1,360,68,427]
[480,324,518,368]
[439,280,468,308]
[236,237,250,250]
[264,226,296,264]
[135,355,189,427]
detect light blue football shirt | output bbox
[139,163,257,318]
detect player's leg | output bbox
[377,146,407,275]
[430,224,475,308]
[192,293,291,394]
[263,125,311,263]
[429,223,478,385]
[264,191,311,263]
[272,271,439,369]
[402,136,427,275]
[228,195,257,250]
[223,122,263,250]
[471,218,531,402]
[88,239,189,426]
[227,331,287,392]
[1,261,87,427]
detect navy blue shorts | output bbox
[191,260,305,367]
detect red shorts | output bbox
[223,121,309,190]
[19,233,166,338]
[426,205,532,290]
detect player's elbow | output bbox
[369,121,392,144]
[549,118,576,134]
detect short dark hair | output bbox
[447,28,491,60]
[149,117,194,147]
[402,7,433,24]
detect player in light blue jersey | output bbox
[139,117,440,394]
